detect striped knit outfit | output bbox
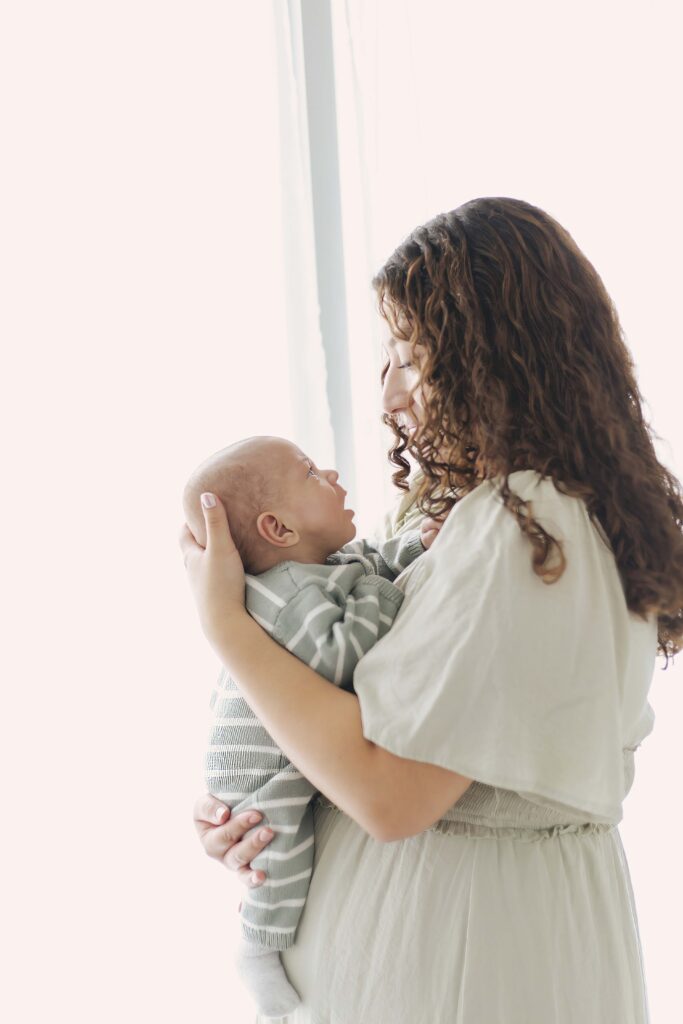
[204,530,425,950]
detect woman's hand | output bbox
[194,795,275,889]
[420,515,447,549]
[179,492,247,653]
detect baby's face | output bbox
[274,442,357,558]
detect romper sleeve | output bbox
[352,470,658,824]
[337,530,425,579]
[269,563,404,690]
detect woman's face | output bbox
[381,332,488,479]
[381,335,427,431]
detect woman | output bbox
[181,197,683,1023]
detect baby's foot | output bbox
[234,939,301,1019]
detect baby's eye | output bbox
[307,463,320,478]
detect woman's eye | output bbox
[398,362,413,369]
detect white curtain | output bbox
[271,0,336,464]
[329,0,472,524]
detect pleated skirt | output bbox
[255,798,650,1024]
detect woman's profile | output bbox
[182,196,683,1023]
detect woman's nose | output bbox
[382,365,410,416]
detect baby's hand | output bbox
[420,515,447,549]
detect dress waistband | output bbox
[427,818,616,842]
[313,786,619,839]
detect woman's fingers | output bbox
[199,492,235,557]
[237,864,266,888]
[193,794,231,834]
[198,814,265,862]
[179,522,204,578]
[179,494,247,651]
[193,793,273,881]
[223,827,274,875]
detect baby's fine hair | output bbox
[183,438,285,574]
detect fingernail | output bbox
[201,492,216,509]
[247,813,262,824]
[251,873,260,885]
[214,807,227,823]
[259,829,273,841]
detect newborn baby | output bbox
[183,435,442,1018]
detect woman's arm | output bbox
[212,610,473,842]
[180,491,473,843]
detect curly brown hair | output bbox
[373,197,683,666]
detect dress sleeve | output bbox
[352,470,658,823]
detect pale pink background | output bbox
[2,3,681,1022]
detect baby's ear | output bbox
[257,511,299,548]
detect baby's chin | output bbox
[321,526,356,559]
[336,517,357,548]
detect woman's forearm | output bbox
[212,611,386,838]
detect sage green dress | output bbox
[255,470,656,1023]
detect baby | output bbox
[183,435,442,1019]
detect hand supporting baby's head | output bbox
[182,436,356,573]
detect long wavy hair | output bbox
[373,197,683,666]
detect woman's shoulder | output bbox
[502,470,612,550]
[462,468,582,508]
[383,467,608,557]
[446,469,606,542]
[415,469,615,599]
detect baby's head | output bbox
[182,436,357,574]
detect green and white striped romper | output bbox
[204,530,425,949]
